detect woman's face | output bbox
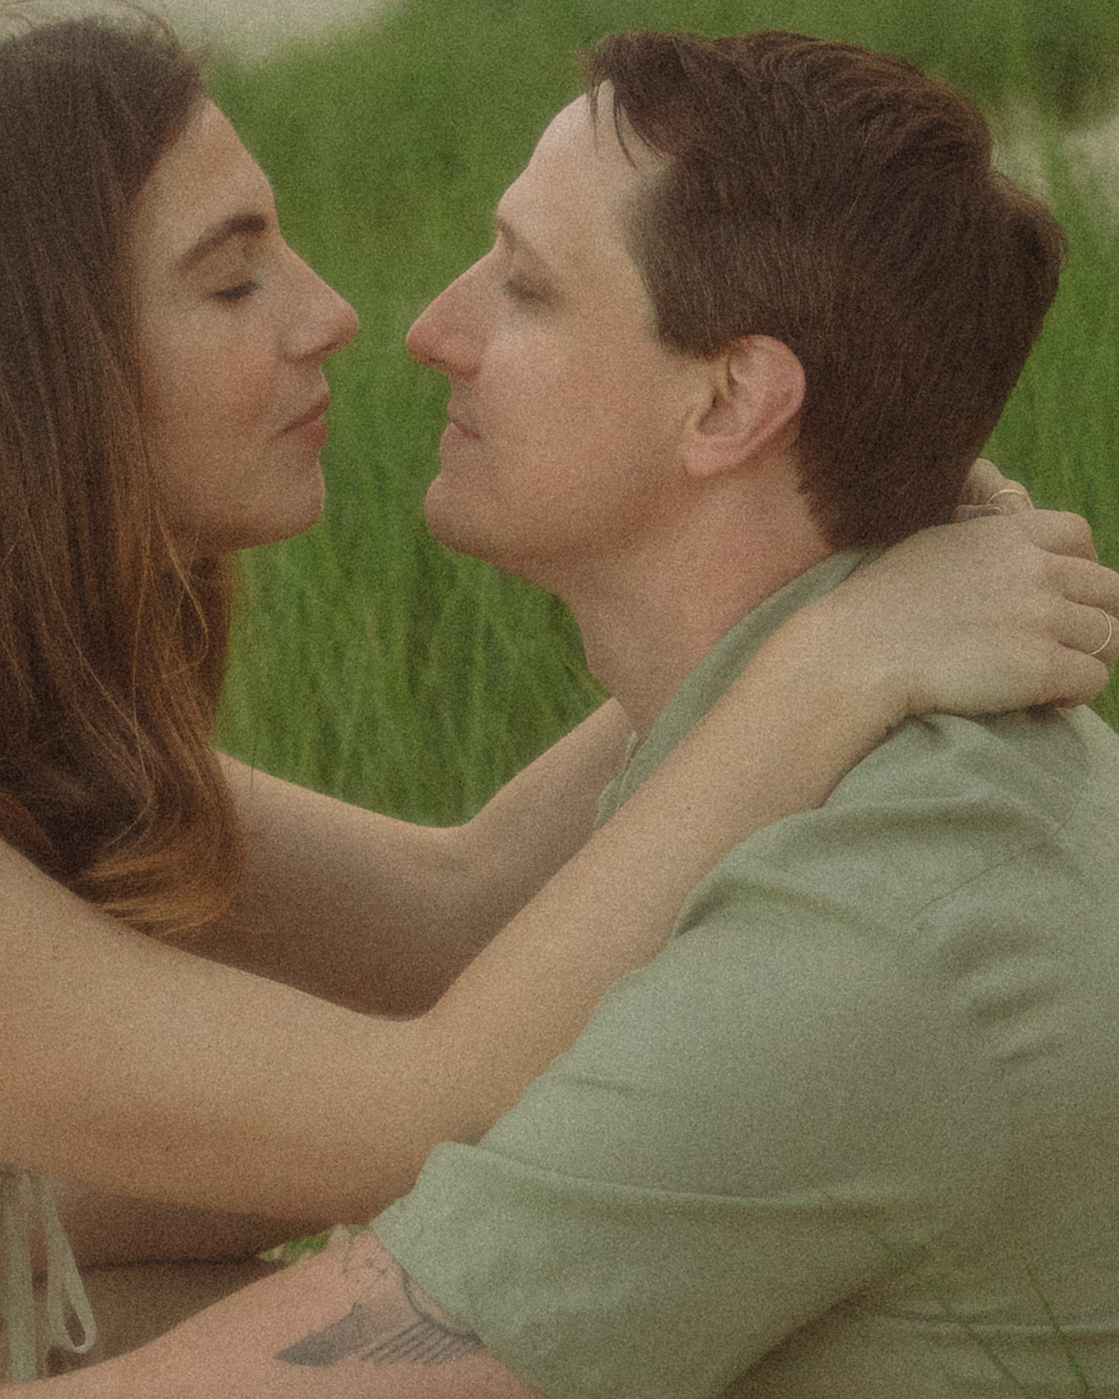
[131,100,359,554]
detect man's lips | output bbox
[446,405,479,438]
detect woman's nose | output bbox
[288,256,359,362]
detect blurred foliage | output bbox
[210,0,1119,814]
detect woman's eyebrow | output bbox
[177,212,268,271]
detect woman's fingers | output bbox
[1063,602,1119,663]
[1014,510,1099,563]
[1020,549,1119,663]
[818,514,1119,717]
[956,462,1104,567]
[1041,649,1111,710]
[1047,551,1119,615]
[955,458,1033,517]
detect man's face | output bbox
[406,94,708,595]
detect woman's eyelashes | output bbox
[214,278,262,303]
[207,241,266,303]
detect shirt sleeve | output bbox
[376,802,1017,1399]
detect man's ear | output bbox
[682,336,805,479]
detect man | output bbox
[19,28,1119,1398]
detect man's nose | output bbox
[405,264,481,377]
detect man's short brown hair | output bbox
[584,31,1066,547]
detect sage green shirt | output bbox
[377,553,1119,1399]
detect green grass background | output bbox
[209,0,1119,821]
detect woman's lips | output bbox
[283,394,331,447]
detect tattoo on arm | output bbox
[276,1236,484,1370]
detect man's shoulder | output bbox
[674,704,1119,947]
[838,703,1116,818]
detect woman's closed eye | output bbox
[214,278,262,303]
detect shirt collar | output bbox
[597,550,872,825]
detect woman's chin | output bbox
[172,498,327,558]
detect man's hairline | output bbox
[583,81,679,351]
[583,80,822,529]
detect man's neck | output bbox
[565,530,832,740]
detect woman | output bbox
[0,10,1115,1382]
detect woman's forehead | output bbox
[133,102,274,269]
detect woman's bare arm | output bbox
[184,701,630,1017]
[38,708,631,1273]
[176,463,1106,1022]
[0,510,1114,1225]
[0,1229,548,1399]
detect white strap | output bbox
[0,1169,35,1381]
[0,1167,98,1379]
[37,1177,97,1357]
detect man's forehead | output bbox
[539,94,600,154]
[494,93,654,269]
[537,90,659,172]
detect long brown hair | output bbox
[0,13,243,932]
[585,31,1067,548]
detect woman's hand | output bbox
[954,457,1037,520]
[775,472,1118,728]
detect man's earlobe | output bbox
[684,336,806,478]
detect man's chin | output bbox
[424,489,491,562]
[422,493,532,581]
[424,477,491,550]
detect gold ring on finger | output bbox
[983,487,1033,510]
[1088,609,1114,658]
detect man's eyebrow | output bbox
[177,212,268,271]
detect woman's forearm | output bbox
[200,703,630,1016]
[0,648,887,1226]
[33,1183,318,1273]
[3,516,1113,1223]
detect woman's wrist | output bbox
[754,590,913,739]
